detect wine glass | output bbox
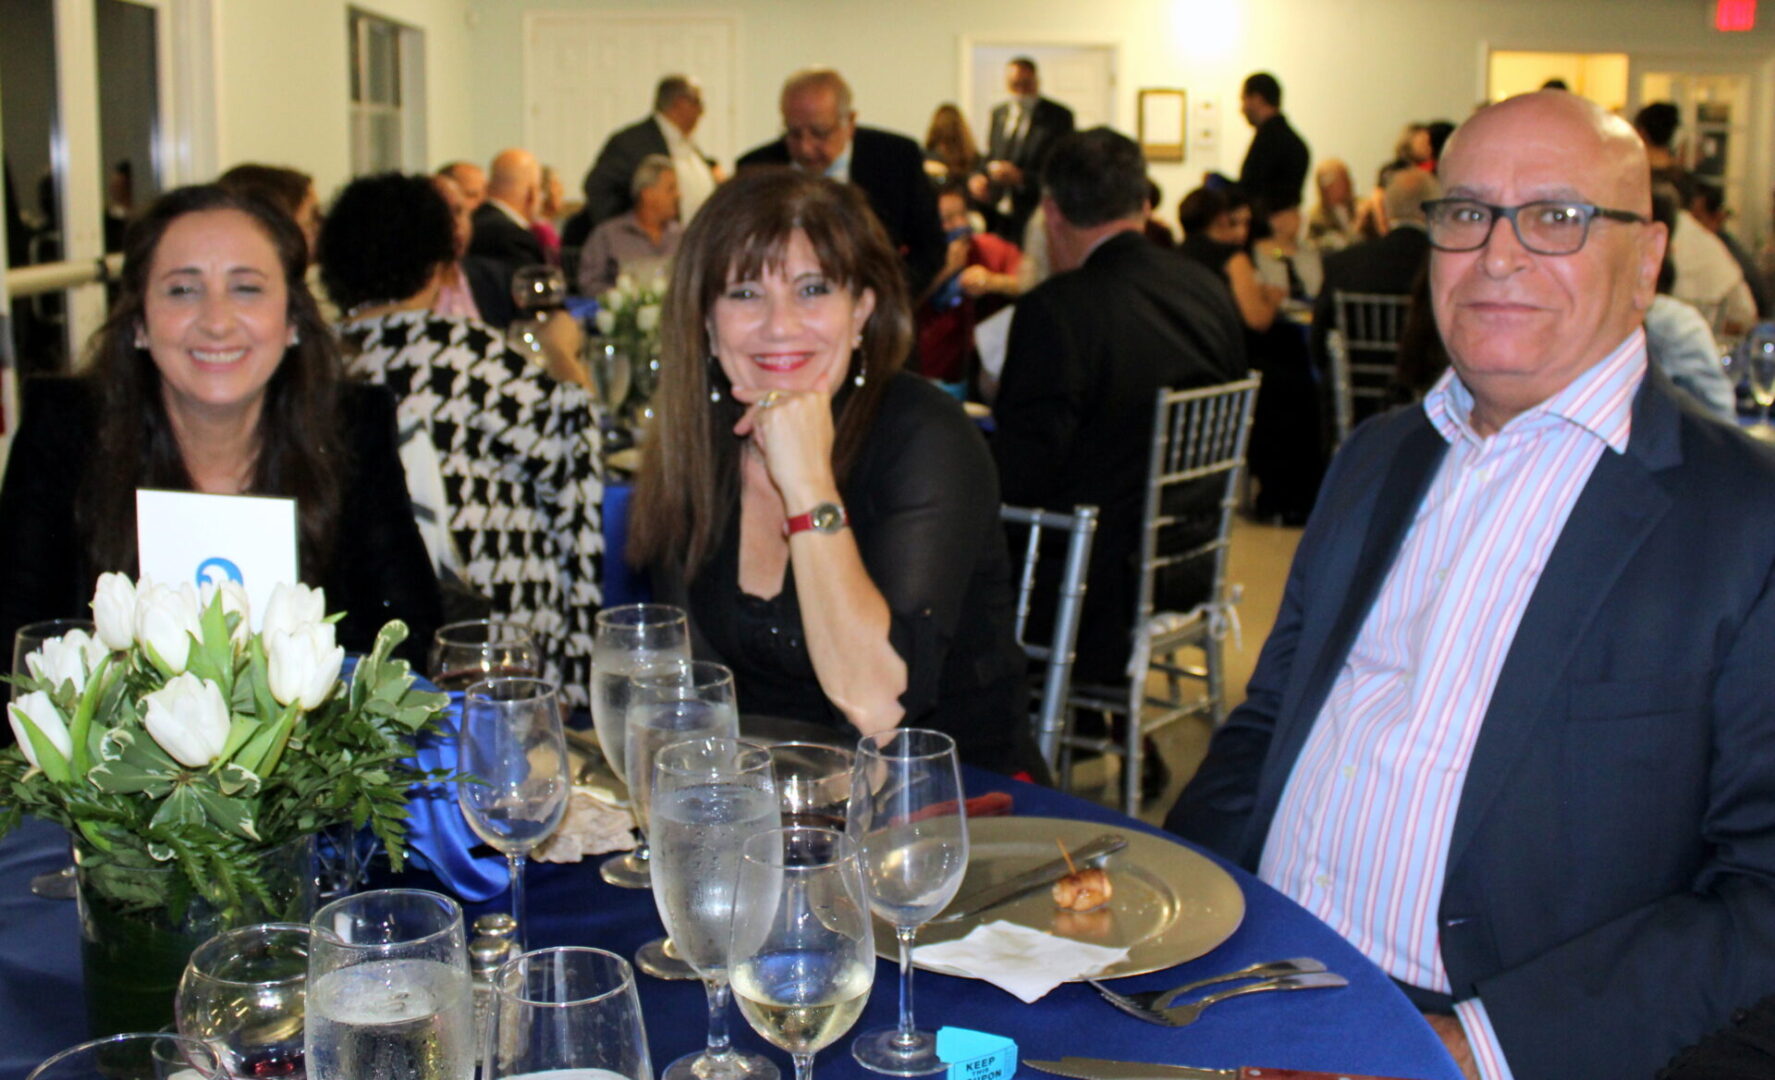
[846,729,968,1076]
[508,265,569,358]
[176,923,311,1078]
[305,889,475,1080]
[1740,322,1775,411]
[482,947,651,1080]
[649,738,781,1080]
[429,620,540,693]
[626,660,742,980]
[591,604,690,888]
[28,1033,223,1080]
[457,677,571,951]
[14,618,94,900]
[769,743,855,830]
[729,827,876,1080]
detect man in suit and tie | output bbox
[969,56,1074,244]
[992,127,1246,690]
[1168,91,1775,1080]
[577,74,718,237]
[738,67,945,297]
[467,148,545,327]
[1237,72,1310,216]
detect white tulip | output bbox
[142,673,231,768]
[266,622,345,710]
[135,581,202,675]
[90,573,137,651]
[636,304,661,333]
[201,579,253,646]
[24,629,108,694]
[8,691,72,771]
[648,271,669,295]
[615,271,637,296]
[262,582,327,640]
[594,308,617,336]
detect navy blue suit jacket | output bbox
[1168,368,1775,1079]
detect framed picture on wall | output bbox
[1138,88,1186,162]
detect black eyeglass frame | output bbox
[1421,198,1651,256]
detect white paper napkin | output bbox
[912,920,1129,1003]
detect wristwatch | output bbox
[785,501,849,536]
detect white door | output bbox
[523,12,737,193]
[965,42,1117,141]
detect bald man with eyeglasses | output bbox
[1168,90,1775,1080]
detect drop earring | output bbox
[851,336,866,388]
[707,353,724,402]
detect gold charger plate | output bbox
[889,815,1244,980]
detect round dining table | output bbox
[0,766,1459,1080]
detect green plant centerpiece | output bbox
[2,573,449,1037]
[593,270,666,418]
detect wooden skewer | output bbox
[1057,838,1078,875]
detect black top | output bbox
[981,96,1076,243]
[1238,113,1311,212]
[669,374,1034,774]
[0,377,444,712]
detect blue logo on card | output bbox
[195,557,245,587]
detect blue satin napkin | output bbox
[401,691,511,902]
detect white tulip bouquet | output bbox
[1,573,449,918]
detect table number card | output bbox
[136,488,299,630]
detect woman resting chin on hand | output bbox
[630,168,1039,776]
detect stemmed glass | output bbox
[770,743,855,830]
[729,827,876,1080]
[482,947,652,1080]
[626,660,741,979]
[305,889,475,1080]
[508,265,569,358]
[27,1033,223,1080]
[591,604,690,888]
[846,729,968,1075]
[176,923,312,1078]
[650,738,782,1080]
[1740,322,1775,412]
[13,618,94,900]
[457,677,570,951]
[430,620,540,692]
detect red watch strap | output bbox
[785,503,848,536]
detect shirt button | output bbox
[1314,873,1333,888]
[1433,568,1448,584]
[1341,764,1356,779]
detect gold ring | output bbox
[761,391,782,409]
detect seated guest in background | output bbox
[1143,179,1176,248]
[532,164,567,265]
[922,103,980,184]
[321,173,604,707]
[915,182,1021,392]
[437,160,487,210]
[629,168,1037,775]
[972,57,1075,244]
[1253,199,1322,300]
[217,163,321,256]
[1634,101,1686,185]
[1645,185,1737,422]
[429,172,488,322]
[1307,158,1359,252]
[993,128,1246,689]
[1664,174,1758,336]
[578,154,682,297]
[738,67,947,297]
[1689,180,1771,318]
[0,185,442,692]
[1179,185,1285,333]
[468,148,547,327]
[576,74,717,245]
[1169,90,1775,1080]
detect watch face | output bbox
[811,503,845,532]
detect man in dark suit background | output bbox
[969,56,1074,245]
[1169,91,1775,1080]
[738,67,945,297]
[573,74,717,244]
[467,148,544,327]
[1237,72,1310,215]
[991,127,1246,688]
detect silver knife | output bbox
[932,834,1126,923]
[1025,1055,1418,1080]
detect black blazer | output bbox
[1239,113,1310,212]
[0,378,444,705]
[581,117,669,230]
[1167,368,1775,1079]
[1308,225,1431,372]
[982,96,1075,242]
[738,127,946,297]
[469,202,546,269]
[991,232,1248,682]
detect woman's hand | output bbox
[730,385,839,511]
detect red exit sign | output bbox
[1716,0,1756,31]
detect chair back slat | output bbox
[1000,503,1099,769]
[1329,290,1412,447]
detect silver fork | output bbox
[1085,956,1326,1015]
[1091,971,1348,1027]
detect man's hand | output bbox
[967,174,991,202]
[1424,1013,1480,1080]
[986,160,1023,186]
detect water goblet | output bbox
[846,729,968,1076]
[27,1033,223,1080]
[13,618,96,900]
[457,677,571,951]
[650,737,781,1080]
[176,923,311,1078]
[729,827,876,1080]
[305,889,475,1080]
[1740,322,1775,411]
[482,947,651,1080]
[430,620,540,692]
[590,604,690,888]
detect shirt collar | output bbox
[655,112,690,152]
[823,141,853,183]
[1423,327,1647,453]
[487,196,530,231]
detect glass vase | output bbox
[75,835,318,1039]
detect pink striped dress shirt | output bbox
[1258,330,1649,1080]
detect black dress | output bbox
[670,374,1036,775]
[0,377,444,708]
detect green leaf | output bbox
[88,758,176,796]
[149,784,204,829]
[216,762,260,797]
[219,715,260,766]
[189,785,260,841]
[11,707,71,784]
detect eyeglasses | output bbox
[1422,198,1649,256]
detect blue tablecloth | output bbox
[0,775,1459,1080]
